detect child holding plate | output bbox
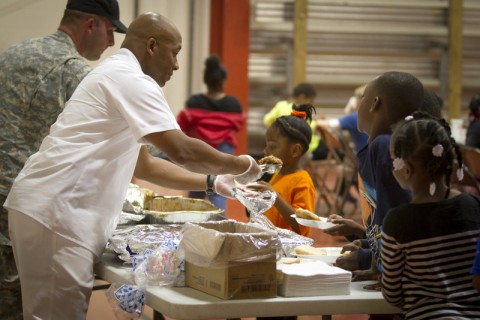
[249,104,316,237]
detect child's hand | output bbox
[351,269,382,291]
[246,181,275,193]
[334,241,361,271]
[323,215,365,238]
[352,268,380,282]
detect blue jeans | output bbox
[188,142,234,214]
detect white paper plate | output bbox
[291,214,336,229]
[295,247,343,265]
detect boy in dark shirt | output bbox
[328,72,435,283]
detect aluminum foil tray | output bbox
[144,196,224,224]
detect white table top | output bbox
[95,253,401,319]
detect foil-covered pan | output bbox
[144,196,224,224]
[107,224,184,263]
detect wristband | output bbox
[206,174,216,195]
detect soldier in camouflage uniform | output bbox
[0,0,126,318]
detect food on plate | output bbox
[294,245,351,257]
[294,245,328,256]
[295,208,322,221]
[280,257,301,264]
[258,155,283,166]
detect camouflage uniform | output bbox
[0,30,91,319]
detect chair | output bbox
[305,127,358,216]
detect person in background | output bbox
[421,90,444,118]
[316,84,369,153]
[466,94,480,149]
[382,111,480,319]
[4,13,261,319]
[473,236,480,292]
[177,54,245,212]
[250,104,316,237]
[0,0,126,318]
[344,84,367,114]
[264,83,327,160]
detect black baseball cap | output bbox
[66,0,127,33]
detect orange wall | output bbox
[210,0,250,155]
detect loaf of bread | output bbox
[295,208,322,221]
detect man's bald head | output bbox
[122,12,182,87]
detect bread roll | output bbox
[294,245,328,256]
[258,155,283,165]
[295,208,322,221]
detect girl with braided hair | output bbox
[381,111,480,319]
[250,104,317,236]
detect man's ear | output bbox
[146,37,156,56]
[85,17,95,32]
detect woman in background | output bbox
[177,54,245,212]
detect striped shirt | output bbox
[381,193,480,319]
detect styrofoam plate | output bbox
[295,247,343,265]
[291,214,336,229]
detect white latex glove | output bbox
[232,155,262,185]
[213,174,236,199]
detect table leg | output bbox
[322,316,332,320]
[153,310,165,320]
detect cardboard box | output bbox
[180,220,280,299]
[185,258,277,299]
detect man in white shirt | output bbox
[4,12,260,319]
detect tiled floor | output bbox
[87,179,369,320]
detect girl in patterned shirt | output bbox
[381,111,480,319]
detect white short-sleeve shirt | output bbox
[5,49,180,257]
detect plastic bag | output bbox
[106,283,145,320]
[133,240,184,287]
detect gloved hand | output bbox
[233,155,262,185]
[213,174,236,199]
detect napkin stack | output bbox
[277,261,351,297]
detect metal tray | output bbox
[144,196,224,224]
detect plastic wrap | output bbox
[118,184,154,227]
[179,220,281,268]
[276,228,314,257]
[117,211,148,226]
[123,184,155,213]
[107,224,183,263]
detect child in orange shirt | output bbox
[251,104,316,237]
